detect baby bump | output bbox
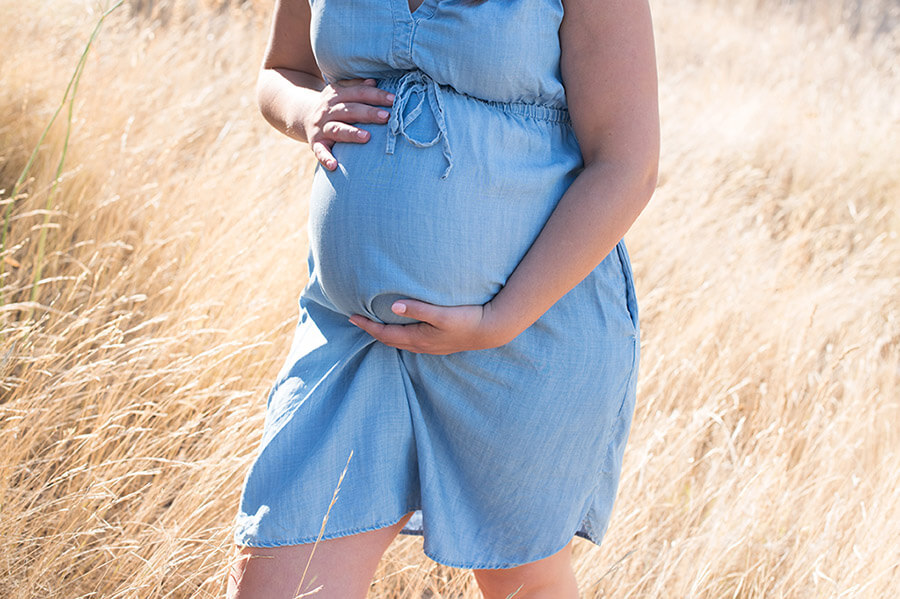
[306,78,583,324]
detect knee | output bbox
[473,570,526,599]
[472,542,578,599]
[473,573,556,599]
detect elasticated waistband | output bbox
[377,72,572,125]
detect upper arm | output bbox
[261,0,322,78]
[559,0,659,171]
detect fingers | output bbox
[312,104,385,168]
[334,78,395,106]
[311,104,389,169]
[348,301,484,354]
[322,120,371,143]
[309,78,395,170]
[348,315,424,352]
[348,303,500,355]
[333,77,376,87]
[311,140,337,171]
[328,101,392,125]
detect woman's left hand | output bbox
[349,300,518,355]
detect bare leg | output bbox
[472,540,579,599]
[226,511,414,599]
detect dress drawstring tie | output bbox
[385,70,454,180]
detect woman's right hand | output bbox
[301,78,395,171]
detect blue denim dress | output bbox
[233,0,640,569]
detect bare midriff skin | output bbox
[228,0,659,596]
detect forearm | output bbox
[488,160,656,338]
[256,67,325,142]
[484,0,663,339]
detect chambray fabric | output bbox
[233,0,641,569]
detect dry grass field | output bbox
[1,0,898,597]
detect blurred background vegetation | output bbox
[1,0,897,597]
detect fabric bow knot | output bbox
[385,69,454,180]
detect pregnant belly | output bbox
[306,79,582,324]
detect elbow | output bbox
[592,152,659,210]
[581,138,659,209]
[255,69,273,118]
[639,131,660,203]
[639,156,659,207]
[255,69,286,134]
[625,140,660,210]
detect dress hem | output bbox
[233,509,598,570]
[233,509,417,550]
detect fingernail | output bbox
[392,302,407,314]
[377,109,390,119]
[385,93,395,102]
[348,317,360,327]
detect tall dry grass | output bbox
[1,0,897,597]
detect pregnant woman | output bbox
[228,0,658,596]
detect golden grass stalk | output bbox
[1,1,122,306]
[0,0,897,597]
[21,2,124,317]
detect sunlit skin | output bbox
[229,0,659,596]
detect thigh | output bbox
[227,511,413,599]
[472,540,579,599]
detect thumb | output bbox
[392,299,445,326]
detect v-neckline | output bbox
[403,0,434,21]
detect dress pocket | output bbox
[615,240,640,337]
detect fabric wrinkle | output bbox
[234,0,641,570]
